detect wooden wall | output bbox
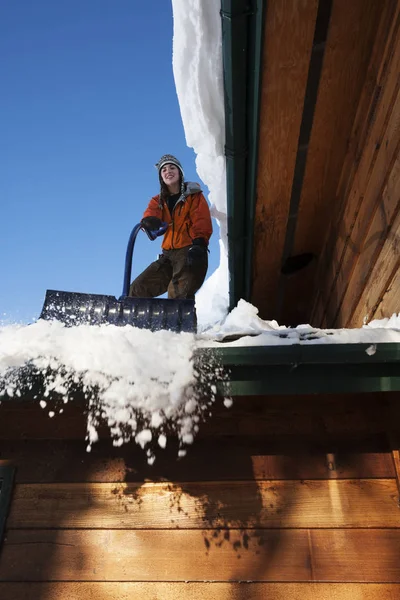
[251,0,399,327]
[252,0,386,325]
[312,0,400,327]
[1,392,400,598]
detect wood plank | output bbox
[292,0,382,257]
[1,582,400,600]
[0,528,312,582]
[337,153,400,326]
[7,479,400,529]
[311,529,400,581]
[328,83,400,327]
[372,264,400,320]
[349,206,400,326]
[314,9,400,326]
[251,0,318,319]
[310,0,397,328]
[2,440,395,483]
[1,393,398,447]
[0,402,87,440]
[390,448,400,497]
[278,0,386,325]
[3,528,400,582]
[335,0,399,207]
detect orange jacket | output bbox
[143,182,213,250]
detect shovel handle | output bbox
[143,222,168,241]
[121,222,168,298]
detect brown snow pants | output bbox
[129,246,208,300]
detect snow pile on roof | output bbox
[200,300,400,346]
[172,0,229,330]
[1,1,399,466]
[0,320,227,462]
[0,303,398,462]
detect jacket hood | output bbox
[183,181,202,197]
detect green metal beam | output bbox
[213,342,400,365]
[221,0,266,309]
[200,343,400,395]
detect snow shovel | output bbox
[39,222,197,333]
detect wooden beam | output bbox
[1,582,400,600]
[329,90,400,326]
[335,0,400,211]
[7,479,400,529]
[372,265,400,320]
[251,0,318,319]
[0,393,397,442]
[2,440,395,483]
[350,207,400,326]
[280,0,383,325]
[314,7,400,326]
[336,154,400,326]
[2,529,400,582]
[0,582,400,600]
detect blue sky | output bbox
[1,0,220,324]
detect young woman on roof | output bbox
[129,154,212,299]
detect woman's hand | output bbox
[141,216,163,233]
[187,238,208,266]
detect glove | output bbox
[187,238,208,267]
[141,216,163,233]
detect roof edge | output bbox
[221,0,266,309]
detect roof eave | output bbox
[202,342,400,395]
[221,0,266,309]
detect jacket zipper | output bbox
[186,222,193,243]
[171,196,185,249]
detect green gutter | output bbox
[221,0,266,310]
[201,343,400,395]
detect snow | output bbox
[199,300,400,346]
[0,320,225,461]
[172,0,229,329]
[158,434,167,449]
[0,0,399,465]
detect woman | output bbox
[129,154,212,300]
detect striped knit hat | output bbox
[155,154,184,179]
[156,154,185,203]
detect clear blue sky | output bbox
[1,0,220,324]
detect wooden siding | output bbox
[313,1,400,327]
[1,390,400,598]
[1,392,399,445]
[1,583,400,600]
[7,479,400,529]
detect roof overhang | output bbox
[221,0,399,328]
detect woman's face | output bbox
[160,163,180,188]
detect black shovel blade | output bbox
[39,290,197,333]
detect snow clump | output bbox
[0,319,229,463]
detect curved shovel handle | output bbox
[121,222,168,298]
[143,222,168,241]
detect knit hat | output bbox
[155,154,184,179]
